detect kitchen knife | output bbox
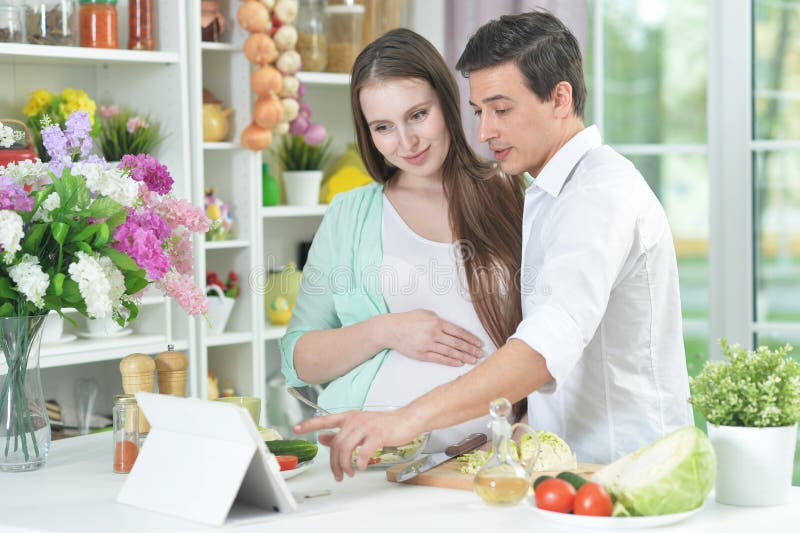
[395,432,488,482]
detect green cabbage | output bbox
[458,430,577,475]
[592,426,716,516]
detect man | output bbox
[296,10,692,481]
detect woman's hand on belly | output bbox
[376,310,484,366]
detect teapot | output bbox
[202,102,233,142]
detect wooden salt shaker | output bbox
[119,353,156,434]
[154,344,188,397]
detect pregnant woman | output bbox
[281,29,526,450]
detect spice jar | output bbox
[296,0,326,72]
[201,0,226,42]
[112,394,139,474]
[325,3,363,73]
[79,0,117,49]
[0,2,24,43]
[128,0,155,50]
[25,0,78,46]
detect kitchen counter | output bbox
[0,433,796,532]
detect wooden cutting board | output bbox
[386,460,603,491]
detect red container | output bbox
[0,120,38,168]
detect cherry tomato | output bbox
[573,482,613,516]
[276,455,299,471]
[534,478,576,513]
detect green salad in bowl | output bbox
[316,405,431,469]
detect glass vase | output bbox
[0,315,51,472]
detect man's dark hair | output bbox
[455,10,587,118]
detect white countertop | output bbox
[0,433,797,532]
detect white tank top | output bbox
[364,195,494,452]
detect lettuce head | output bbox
[592,426,716,516]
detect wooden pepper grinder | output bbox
[119,353,156,434]
[154,344,188,397]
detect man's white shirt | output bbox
[511,125,692,464]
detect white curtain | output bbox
[443,1,589,157]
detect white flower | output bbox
[68,251,126,319]
[71,162,140,207]
[0,210,25,264]
[31,192,61,223]
[8,254,49,309]
[0,159,51,189]
[0,121,24,148]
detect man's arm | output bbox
[295,338,552,480]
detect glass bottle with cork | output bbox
[473,397,540,505]
[296,0,327,72]
[25,0,79,46]
[112,394,139,473]
[79,0,117,49]
[0,1,24,43]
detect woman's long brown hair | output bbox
[350,29,527,420]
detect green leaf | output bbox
[75,180,91,209]
[76,241,93,254]
[51,221,69,245]
[105,210,127,233]
[69,223,100,243]
[52,272,65,296]
[22,223,48,254]
[43,295,62,309]
[102,248,140,272]
[61,279,82,304]
[121,299,140,323]
[89,197,123,218]
[0,302,14,317]
[0,277,17,299]
[124,272,149,295]
[93,223,110,247]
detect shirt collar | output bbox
[524,125,602,197]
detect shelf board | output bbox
[201,42,242,53]
[261,205,327,218]
[297,71,350,86]
[205,331,254,347]
[0,43,180,66]
[263,325,287,340]
[204,239,251,250]
[203,142,242,150]
[37,336,187,369]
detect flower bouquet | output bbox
[98,105,166,162]
[21,88,99,162]
[0,110,209,471]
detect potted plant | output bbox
[275,92,333,206]
[21,88,100,162]
[97,105,165,162]
[205,271,239,336]
[690,339,800,506]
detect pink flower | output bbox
[99,105,120,118]
[165,227,194,276]
[126,116,148,133]
[289,114,309,135]
[303,123,326,146]
[120,153,173,195]
[153,196,211,232]
[156,271,208,316]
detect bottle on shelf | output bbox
[262,163,281,206]
[200,0,225,42]
[128,0,155,50]
[119,353,155,436]
[296,0,327,72]
[78,0,118,49]
[25,0,78,46]
[325,2,364,73]
[112,394,139,473]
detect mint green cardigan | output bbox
[280,182,389,410]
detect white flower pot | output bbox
[205,286,235,336]
[283,170,323,206]
[707,423,798,506]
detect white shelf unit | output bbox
[0,0,195,418]
[187,0,266,416]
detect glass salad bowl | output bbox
[315,405,431,470]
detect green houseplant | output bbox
[98,105,165,162]
[690,339,800,506]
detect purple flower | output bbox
[0,175,34,212]
[120,154,174,195]
[65,111,91,140]
[42,125,68,160]
[289,114,310,136]
[303,123,327,146]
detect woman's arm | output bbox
[294,310,485,384]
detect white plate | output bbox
[42,333,77,345]
[75,328,133,339]
[530,502,704,529]
[281,460,313,480]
